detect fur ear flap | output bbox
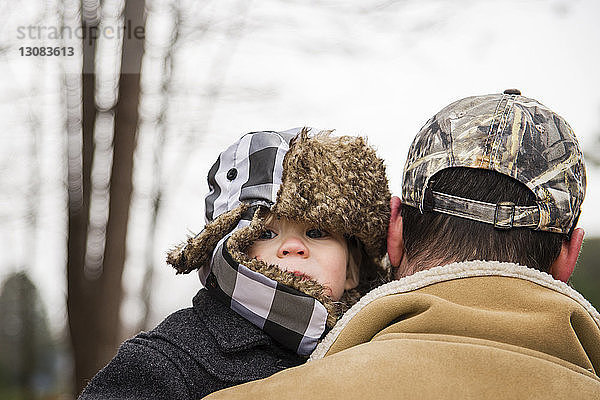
[166,203,249,274]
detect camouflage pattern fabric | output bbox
[402,91,586,234]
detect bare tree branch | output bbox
[138,1,181,332]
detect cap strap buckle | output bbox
[428,191,539,229]
[494,201,515,229]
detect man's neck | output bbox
[395,256,457,279]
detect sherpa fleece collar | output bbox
[310,260,600,361]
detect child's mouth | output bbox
[291,271,311,280]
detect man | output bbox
[206,90,600,399]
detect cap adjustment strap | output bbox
[428,191,540,229]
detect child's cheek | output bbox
[246,245,257,259]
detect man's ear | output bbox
[344,267,359,290]
[550,228,584,283]
[387,196,404,267]
[345,240,360,290]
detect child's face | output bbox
[247,218,356,301]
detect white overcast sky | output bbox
[1,0,599,334]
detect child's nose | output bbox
[277,236,309,258]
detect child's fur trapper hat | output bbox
[167,128,391,328]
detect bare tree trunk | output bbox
[97,0,145,354]
[67,0,145,392]
[66,10,98,393]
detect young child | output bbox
[79,127,391,400]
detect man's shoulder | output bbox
[205,334,600,400]
[314,260,600,358]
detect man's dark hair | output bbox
[401,167,564,273]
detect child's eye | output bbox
[306,228,329,239]
[258,229,277,240]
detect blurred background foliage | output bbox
[0,273,68,400]
[572,238,600,310]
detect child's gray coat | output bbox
[78,289,304,400]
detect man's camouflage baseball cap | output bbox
[402,89,586,235]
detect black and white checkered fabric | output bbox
[204,128,301,224]
[198,128,329,356]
